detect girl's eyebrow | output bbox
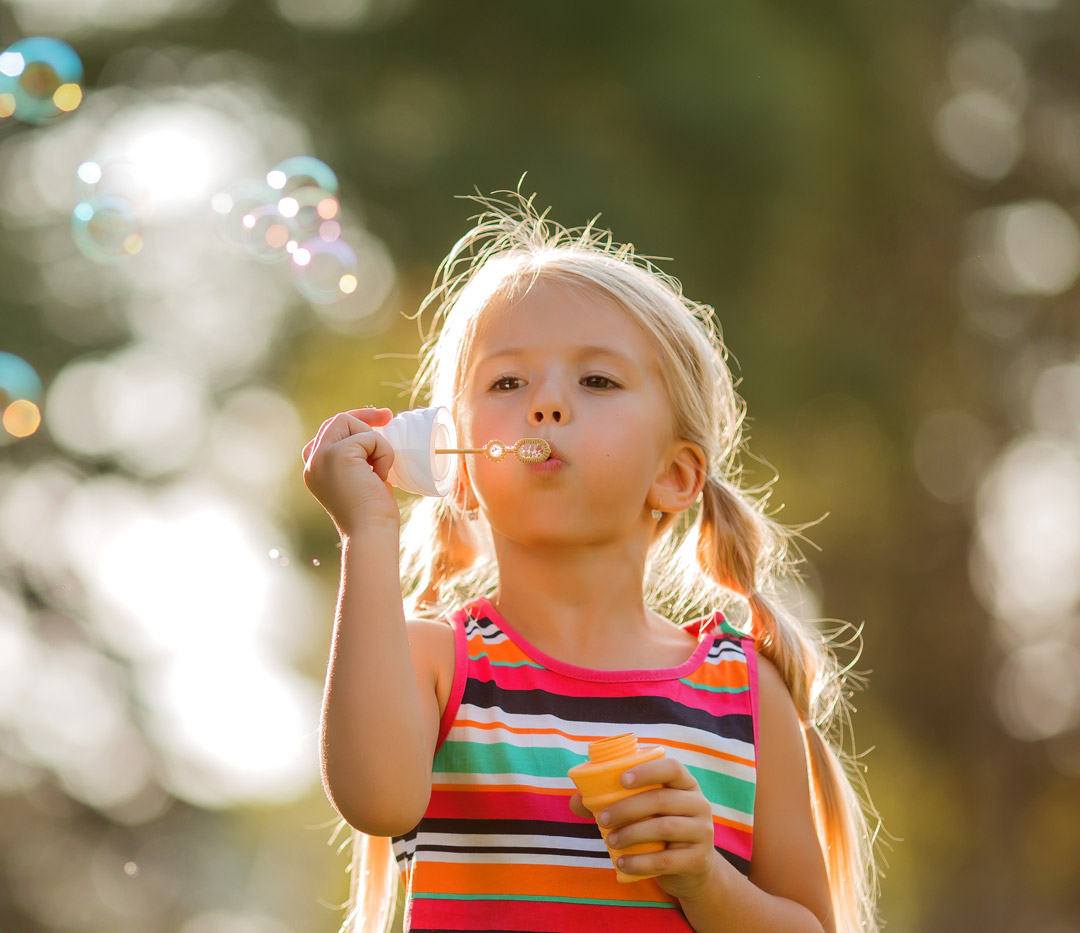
[476,345,641,368]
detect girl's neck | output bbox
[489,538,693,670]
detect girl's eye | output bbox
[582,374,619,389]
[490,376,523,391]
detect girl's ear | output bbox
[650,441,707,514]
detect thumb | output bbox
[568,791,592,820]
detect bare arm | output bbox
[303,408,444,836]
[579,655,833,932]
[678,656,834,932]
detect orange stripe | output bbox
[413,860,676,904]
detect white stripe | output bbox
[431,771,572,789]
[450,704,756,764]
[412,831,607,854]
[408,849,610,870]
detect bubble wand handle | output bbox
[436,438,551,463]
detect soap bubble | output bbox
[0,352,44,442]
[211,179,276,250]
[240,203,294,263]
[0,37,84,125]
[266,156,339,244]
[291,238,359,304]
[76,159,149,211]
[71,196,144,262]
[266,156,338,197]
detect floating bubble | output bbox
[0,352,44,442]
[266,156,338,197]
[76,159,150,211]
[211,179,276,251]
[291,238,359,304]
[71,196,144,262]
[0,37,84,125]
[240,203,293,263]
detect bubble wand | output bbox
[436,438,551,464]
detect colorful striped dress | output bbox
[392,597,760,932]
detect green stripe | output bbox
[678,678,748,694]
[415,893,678,909]
[434,740,584,777]
[719,619,749,638]
[469,654,545,669]
[689,764,755,815]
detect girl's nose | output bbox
[529,406,562,424]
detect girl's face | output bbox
[457,277,678,548]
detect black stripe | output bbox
[417,844,609,860]
[409,817,603,839]
[461,678,755,744]
[719,845,751,877]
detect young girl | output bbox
[302,194,880,933]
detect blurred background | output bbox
[1,0,1079,930]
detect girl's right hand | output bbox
[302,407,400,534]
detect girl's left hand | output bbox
[569,756,722,903]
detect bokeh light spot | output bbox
[52,82,82,112]
[3,399,42,438]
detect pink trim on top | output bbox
[469,597,721,683]
[434,609,469,752]
[743,631,760,865]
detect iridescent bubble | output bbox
[291,238,359,304]
[76,159,149,211]
[0,37,84,125]
[239,203,293,263]
[71,196,144,262]
[210,179,276,251]
[0,352,44,442]
[265,158,340,244]
[266,156,338,197]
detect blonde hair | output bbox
[344,191,881,933]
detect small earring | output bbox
[651,498,663,521]
[466,507,479,521]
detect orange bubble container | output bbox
[568,733,666,882]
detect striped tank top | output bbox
[392,597,760,933]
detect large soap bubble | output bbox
[291,238,359,304]
[71,195,144,262]
[0,352,44,442]
[0,37,83,125]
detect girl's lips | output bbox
[529,456,565,473]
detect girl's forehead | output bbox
[472,277,647,349]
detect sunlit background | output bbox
[1,0,1079,930]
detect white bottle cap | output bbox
[372,406,458,497]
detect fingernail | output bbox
[621,771,636,787]
[598,809,610,826]
[607,832,619,847]
[616,857,626,868]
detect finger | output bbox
[598,786,710,831]
[607,814,714,851]
[567,791,590,820]
[344,406,393,427]
[619,757,697,793]
[303,414,340,463]
[615,844,706,880]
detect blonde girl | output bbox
[302,193,879,933]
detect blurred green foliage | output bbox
[2,0,1079,931]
